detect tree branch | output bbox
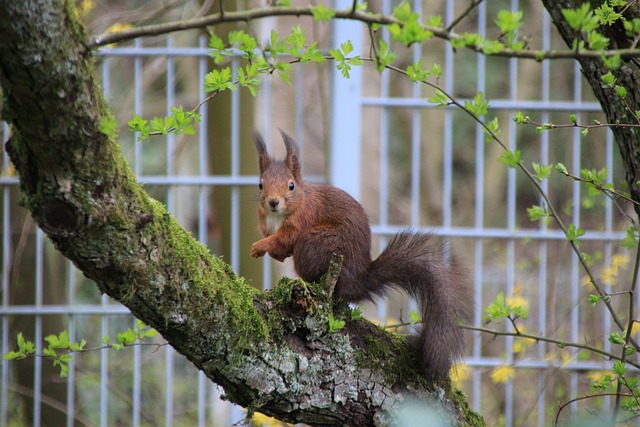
[88,5,640,62]
[0,1,480,425]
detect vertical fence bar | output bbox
[134,38,143,176]
[197,35,209,427]
[66,260,77,427]
[1,122,10,427]
[410,0,422,227]
[33,229,44,427]
[261,54,273,292]
[570,59,582,421]
[538,10,551,427]
[330,0,363,200]
[473,0,487,416]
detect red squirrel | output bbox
[250,130,472,381]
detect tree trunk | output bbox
[0,1,481,425]
[541,1,640,211]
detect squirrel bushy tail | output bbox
[364,231,472,380]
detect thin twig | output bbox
[462,325,639,369]
[446,0,484,32]
[555,393,633,427]
[612,242,640,423]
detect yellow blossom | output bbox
[600,266,617,286]
[611,253,630,270]
[561,352,573,368]
[629,322,640,337]
[490,365,515,384]
[77,0,95,16]
[252,412,290,427]
[581,275,593,287]
[506,294,529,309]
[586,370,612,383]
[106,22,133,34]
[450,363,470,386]
[512,336,535,357]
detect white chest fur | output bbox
[265,212,285,234]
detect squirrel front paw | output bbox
[250,240,268,258]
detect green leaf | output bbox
[350,306,363,321]
[527,204,548,221]
[609,332,625,345]
[555,162,568,174]
[392,2,417,22]
[613,360,627,376]
[485,293,509,322]
[601,71,616,87]
[310,2,336,22]
[45,331,70,349]
[495,10,523,46]
[480,39,504,55]
[587,294,600,306]
[204,68,236,93]
[562,3,599,33]
[595,3,622,26]
[117,329,137,346]
[406,59,430,82]
[615,85,627,98]
[208,32,229,64]
[497,149,522,169]
[587,31,609,50]
[69,339,87,352]
[374,39,396,72]
[464,91,489,117]
[427,89,450,106]
[566,224,585,242]
[388,2,432,46]
[3,351,25,361]
[622,226,640,249]
[601,52,622,69]
[427,15,443,28]
[99,114,118,137]
[513,112,530,124]
[328,314,346,333]
[483,116,500,142]
[532,162,553,181]
[228,30,257,61]
[409,310,421,324]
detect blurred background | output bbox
[0,0,632,426]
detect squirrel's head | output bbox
[254,130,304,219]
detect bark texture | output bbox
[0,1,482,425]
[541,1,640,210]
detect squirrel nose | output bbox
[268,199,279,208]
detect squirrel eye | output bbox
[258,181,263,190]
[288,180,295,191]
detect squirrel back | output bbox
[250,130,472,381]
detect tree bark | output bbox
[541,1,640,211]
[0,1,481,426]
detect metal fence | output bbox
[0,1,631,426]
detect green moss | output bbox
[450,388,485,426]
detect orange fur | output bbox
[250,130,472,382]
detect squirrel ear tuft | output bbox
[279,129,301,181]
[254,130,270,174]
